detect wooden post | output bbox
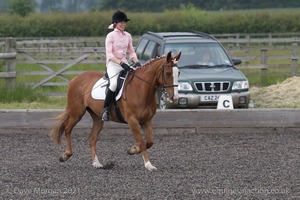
[4,37,17,89]
[246,35,250,47]
[268,33,272,46]
[261,49,268,86]
[235,33,240,47]
[291,42,298,76]
[245,50,250,66]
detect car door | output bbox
[136,38,149,61]
[136,38,160,63]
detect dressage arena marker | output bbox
[217,95,233,109]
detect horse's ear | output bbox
[174,52,181,61]
[166,51,172,61]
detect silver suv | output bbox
[135,31,250,109]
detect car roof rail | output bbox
[146,31,164,39]
[191,31,217,41]
[146,31,217,41]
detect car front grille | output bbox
[194,81,230,92]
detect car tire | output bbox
[157,91,167,110]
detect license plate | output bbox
[200,95,220,102]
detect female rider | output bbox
[102,10,140,121]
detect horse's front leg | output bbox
[141,151,157,171]
[141,121,156,171]
[127,119,157,171]
[141,121,153,149]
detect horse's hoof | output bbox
[146,142,153,149]
[127,146,139,155]
[59,156,65,162]
[92,162,103,169]
[127,147,135,155]
[92,155,103,168]
[59,153,71,162]
[127,146,142,155]
[145,161,157,171]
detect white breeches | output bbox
[106,61,124,92]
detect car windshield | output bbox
[164,43,232,68]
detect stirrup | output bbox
[102,110,109,121]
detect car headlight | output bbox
[178,82,193,91]
[232,80,249,90]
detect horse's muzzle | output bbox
[168,95,178,104]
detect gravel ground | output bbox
[1,128,299,199]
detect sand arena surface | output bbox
[1,127,299,199]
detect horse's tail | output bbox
[50,106,70,144]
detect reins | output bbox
[127,61,179,91]
[127,70,157,89]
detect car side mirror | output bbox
[232,58,242,65]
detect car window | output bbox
[142,40,157,61]
[136,38,149,59]
[164,43,231,67]
[156,45,162,57]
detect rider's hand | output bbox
[135,62,141,67]
[120,62,131,71]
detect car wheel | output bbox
[158,91,167,110]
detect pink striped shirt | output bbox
[105,28,137,65]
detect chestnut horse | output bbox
[50,51,181,171]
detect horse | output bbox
[50,51,181,171]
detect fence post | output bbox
[261,49,268,85]
[268,33,272,46]
[4,37,17,89]
[291,42,298,76]
[235,33,240,47]
[246,35,250,47]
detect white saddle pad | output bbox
[91,77,125,100]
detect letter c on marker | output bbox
[223,100,230,108]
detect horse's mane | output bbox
[137,56,166,70]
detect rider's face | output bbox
[116,21,127,31]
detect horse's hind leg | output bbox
[88,110,104,168]
[59,112,85,162]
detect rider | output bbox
[102,10,140,121]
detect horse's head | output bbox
[158,51,181,104]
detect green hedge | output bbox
[1,8,300,37]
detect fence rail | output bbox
[0,34,299,92]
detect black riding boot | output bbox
[102,89,115,121]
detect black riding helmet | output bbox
[112,10,130,23]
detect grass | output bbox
[240,68,293,86]
[0,82,67,109]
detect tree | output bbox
[9,0,35,16]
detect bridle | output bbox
[158,61,179,102]
[160,62,179,90]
